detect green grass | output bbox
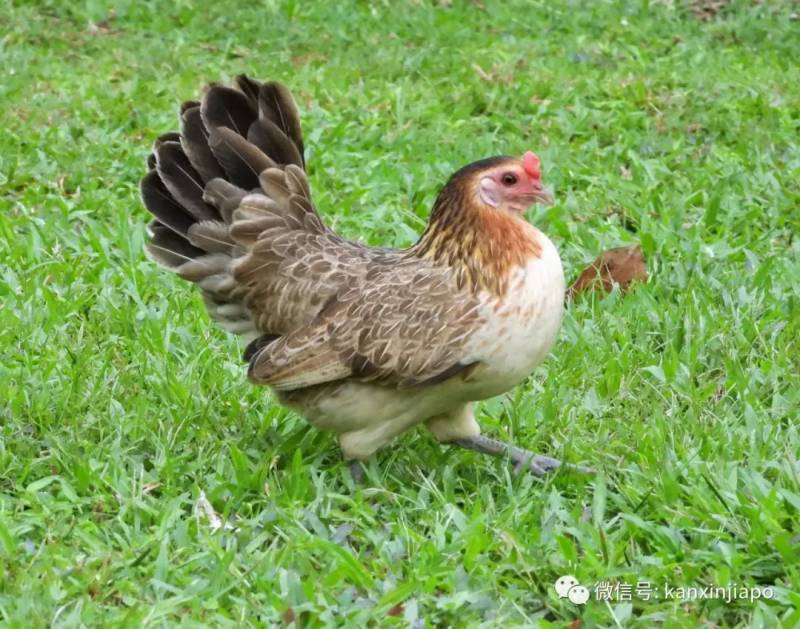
[1,0,799,625]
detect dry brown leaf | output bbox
[567,244,648,299]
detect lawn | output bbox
[1,0,799,626]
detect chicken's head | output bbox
[476,151,553,212]
[415,150,556,295]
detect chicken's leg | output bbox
[451,435,593,476]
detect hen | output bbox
[141,75,586,478]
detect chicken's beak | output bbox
[532,186,554,206]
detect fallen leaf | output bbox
[567,244,647,299]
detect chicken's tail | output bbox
[140,75,310,338]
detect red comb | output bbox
[523,151,541,179]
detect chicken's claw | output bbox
[348,460,366,484]
[452,435,593,477]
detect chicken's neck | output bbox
[410,194,542,298]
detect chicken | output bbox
[141,75,589,479]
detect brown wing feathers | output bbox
[246,267,484,391]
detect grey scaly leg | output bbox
[451,435,593,476]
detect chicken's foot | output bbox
[451,435,593,476]
[348,460,366,483]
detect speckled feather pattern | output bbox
[141,76,566,459]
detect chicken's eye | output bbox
[501,173,518,186]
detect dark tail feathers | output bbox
[140,75,306,336]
